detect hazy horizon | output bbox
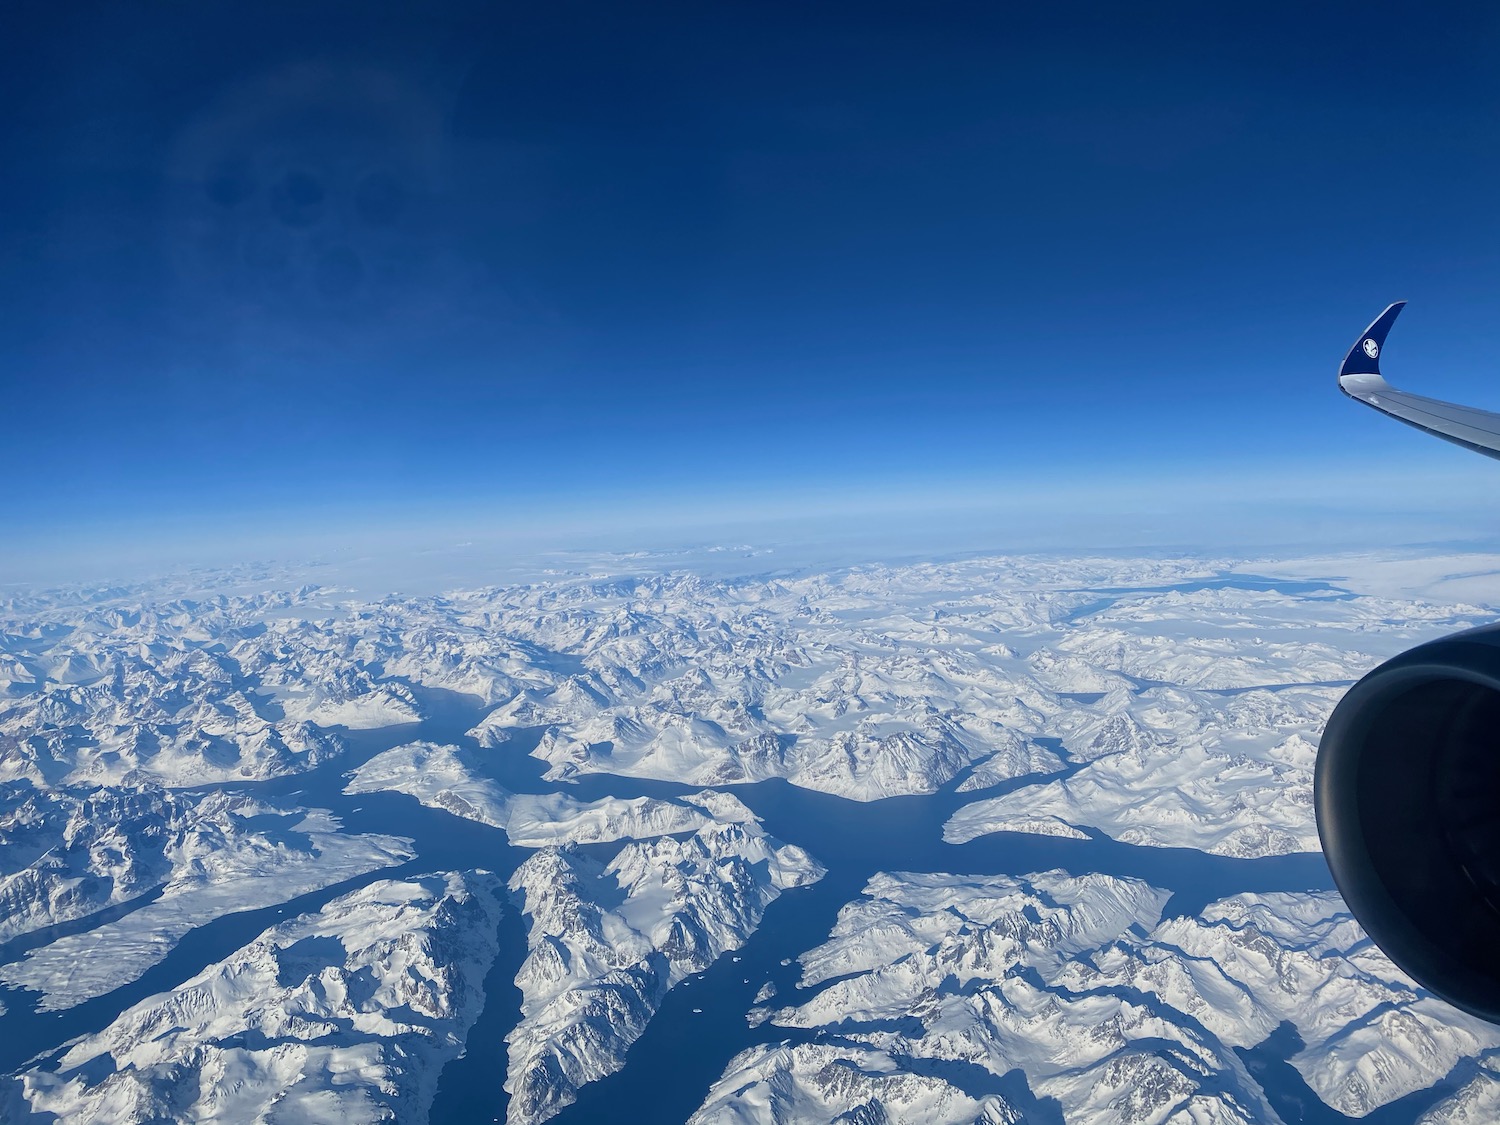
[6,1,1500,573]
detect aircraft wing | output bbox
[1339,302,1500,460]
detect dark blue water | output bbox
[1060,575,1355,624]
[0,682,1466,1123]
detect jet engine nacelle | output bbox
[1318,624,1500,1023]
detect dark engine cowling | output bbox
[1318,624,1500,1023]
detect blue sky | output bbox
[5,1,1500,575]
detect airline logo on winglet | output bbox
[1363,338,1379,359]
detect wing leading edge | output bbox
[1339,302,1500,461]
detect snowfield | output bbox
[346,740,722,846]
[712,871,1500,1125]
[943,684,1333,857]
[0,788,413,1009]
[2,549,1498,1123]
[4,554,1485,811]
[506,799,824,1125]
[4,871,505,1125]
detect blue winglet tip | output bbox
[1340,301,1407,379]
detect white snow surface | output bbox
[691,1041,1019,1125]
[0,780,203,944]
[0,800,413,1010]
[4,553,1488,813]
[1416,1054,1500,1123]
[4,871,505,1125]
[345,740,721,846]
[715,871,1500,1124]
[945,685,1335,857]
[953,728,1065,792]
[505,805,825,1125]
[5,551,1500,1123]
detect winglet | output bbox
[1339,301,1407,381]
[1335,300,1500,461]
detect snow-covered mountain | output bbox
[0,782,412,1009]
[346,740,715,846]
[5,550,1500,1124]
[4,871,505,1125]
[693,1041,1020,1125]
[944,684,1331,857]
[6,554,1483,809]
[506,800,824,1125]
[0,781,199,944]
[700,870,1500,1124]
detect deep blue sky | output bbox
[5,1,1500,571]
